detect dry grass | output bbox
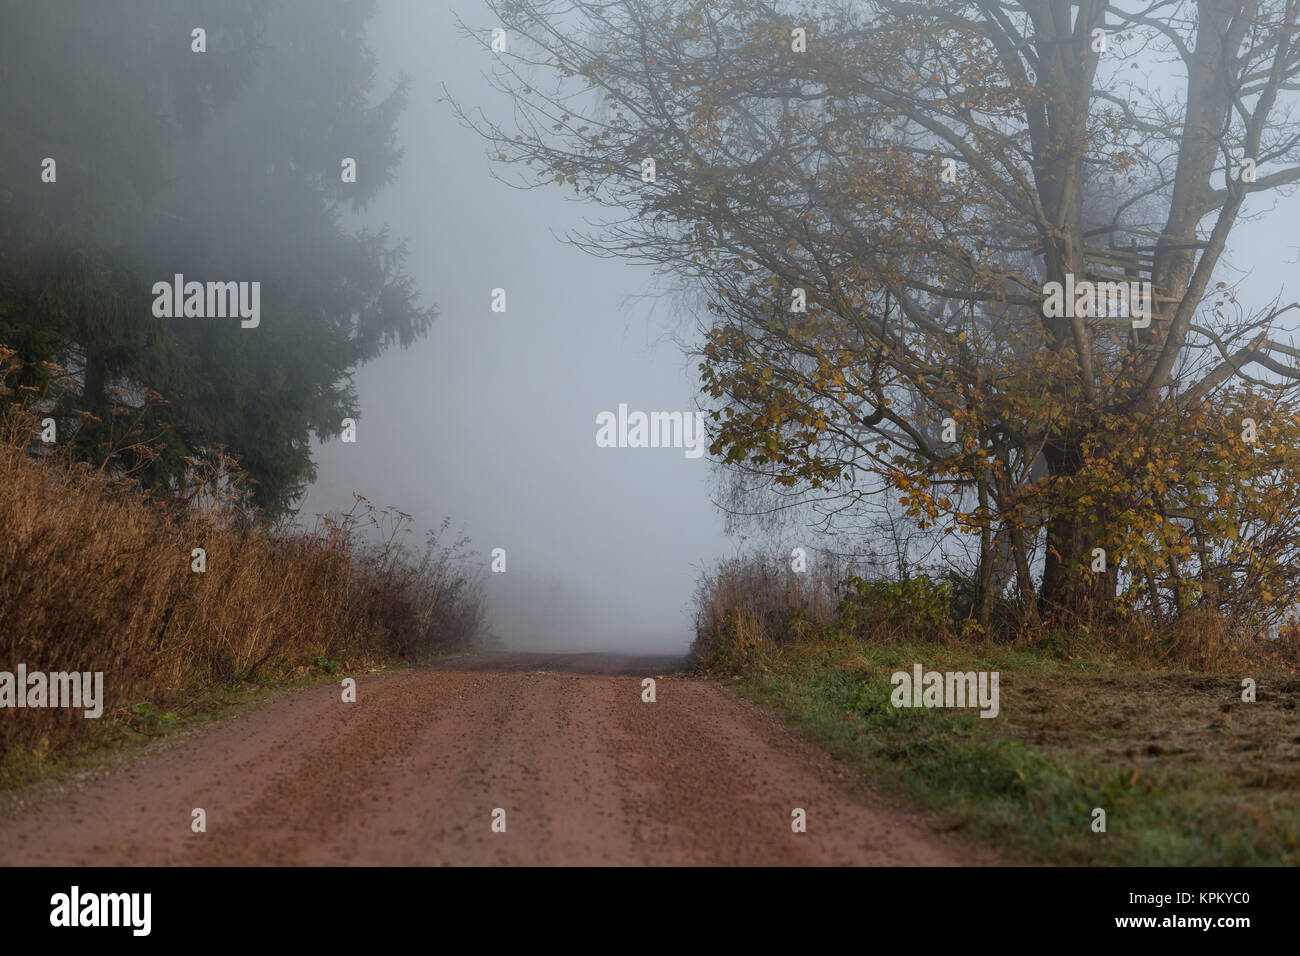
[0,353,487,760]
[692,551,1300,675]
[691,551,854,671]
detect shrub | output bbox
[836,574,954,639]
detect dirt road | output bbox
[0,653,994,865]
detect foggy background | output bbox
[301,0,1300,652]
[297,0,1300,653]
[299,0,732,652]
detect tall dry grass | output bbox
[691,550,860,672]
[692,550,1300,675]
[0,348,487,757]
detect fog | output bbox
[10,0,1300,656]
[299,0,731,653]
[300,0,1300,652]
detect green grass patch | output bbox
[724,639,1300,864]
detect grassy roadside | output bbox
[0,649,482,807]
[2,355,493,774]
[720,637,1300,865]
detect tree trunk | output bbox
[1007,520,1040,632]
[975,480,994,632]
[1038,434,1116,622]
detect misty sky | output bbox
[299,0,734,652]
[299,0,1300,652]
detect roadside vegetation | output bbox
[0,348,488,788]
[692,553,1300,865]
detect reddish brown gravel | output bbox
[0,653,996,865]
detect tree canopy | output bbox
[0,0,434,515]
